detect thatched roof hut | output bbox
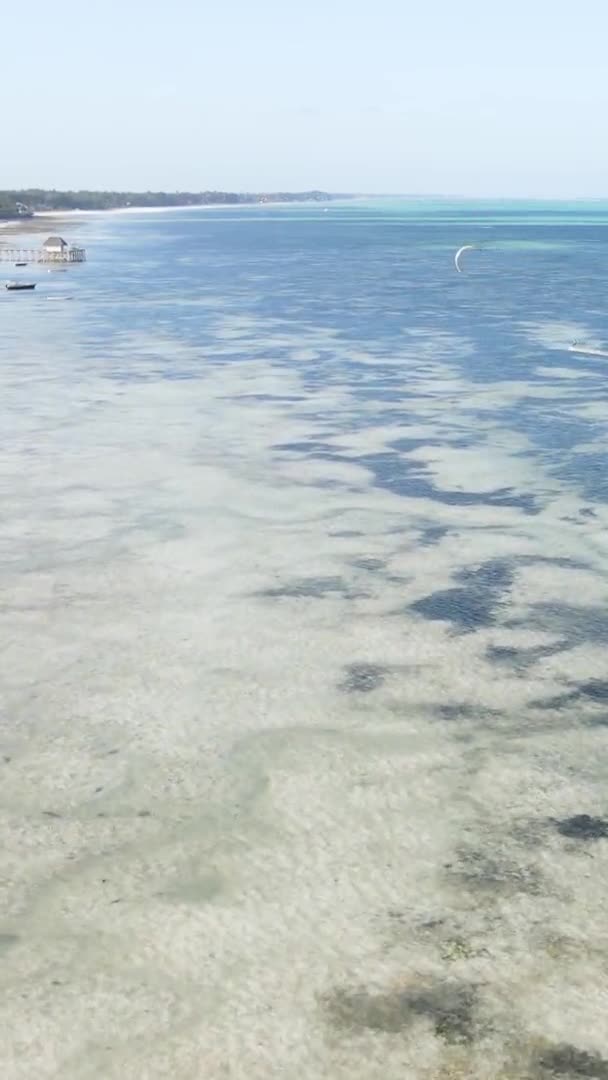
[43,236,68,253]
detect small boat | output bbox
[15,262,27,267]
[5,281,36,291]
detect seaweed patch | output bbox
[258,576,365,599]
[555,815,608,841]
[339,663,387,694]
[324,979,477,1044]
[536,1042,608,1077]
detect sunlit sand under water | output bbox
[1,203,608,1078]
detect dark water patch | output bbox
[232,393,307,403]
[531,690,580,711]
[578,680,608,703]
[339,663,387,694]
[324,979,477,1044]
[356,450,538,512]
[587,714,608,728]
[258,576,365,600]
[556,451,608,506]
[312,478,357,491]
[437,703,502,723]
[487,645,521,662]
[411,587,495,629]
[487,641,568,668]
[411,559,513,631]
[518,554,589,571]
[438,704,475,721]
[0,933,19,954]
[536,1043,608,1077]
[339,407,440,432]
[387,436,445,453]
[330,530,363,538]
[346,381,419,407]
[351,556,385,572]
[517,604,608,647]
[457,560,513,590]
[532,680,608,711]
[514,400,605,457]
[419,524,448,546]
[555,815,608,840]
[272,440,343,455]
[306,451,349,467]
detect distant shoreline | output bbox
[0,190,347,219]
[0,198,346,250]
[32,201,340,218]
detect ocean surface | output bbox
[1,200,608,1079]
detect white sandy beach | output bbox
[33,202,310,218]
[33,206,204,217]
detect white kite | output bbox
[454,244,476,273]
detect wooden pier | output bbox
[0,246,86,264]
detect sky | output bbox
[4,0,608,197]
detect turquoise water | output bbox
[1,202,608,1078]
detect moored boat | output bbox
[5,281,36,291]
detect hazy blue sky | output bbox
[4,0,608,195]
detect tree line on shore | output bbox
[0,189,340,214]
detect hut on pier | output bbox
[42,236,69,260]
[0,237,86,263]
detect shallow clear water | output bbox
[1,201,608,1078]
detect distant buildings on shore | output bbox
[0,202,33,221]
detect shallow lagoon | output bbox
[1,202,608,1078]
